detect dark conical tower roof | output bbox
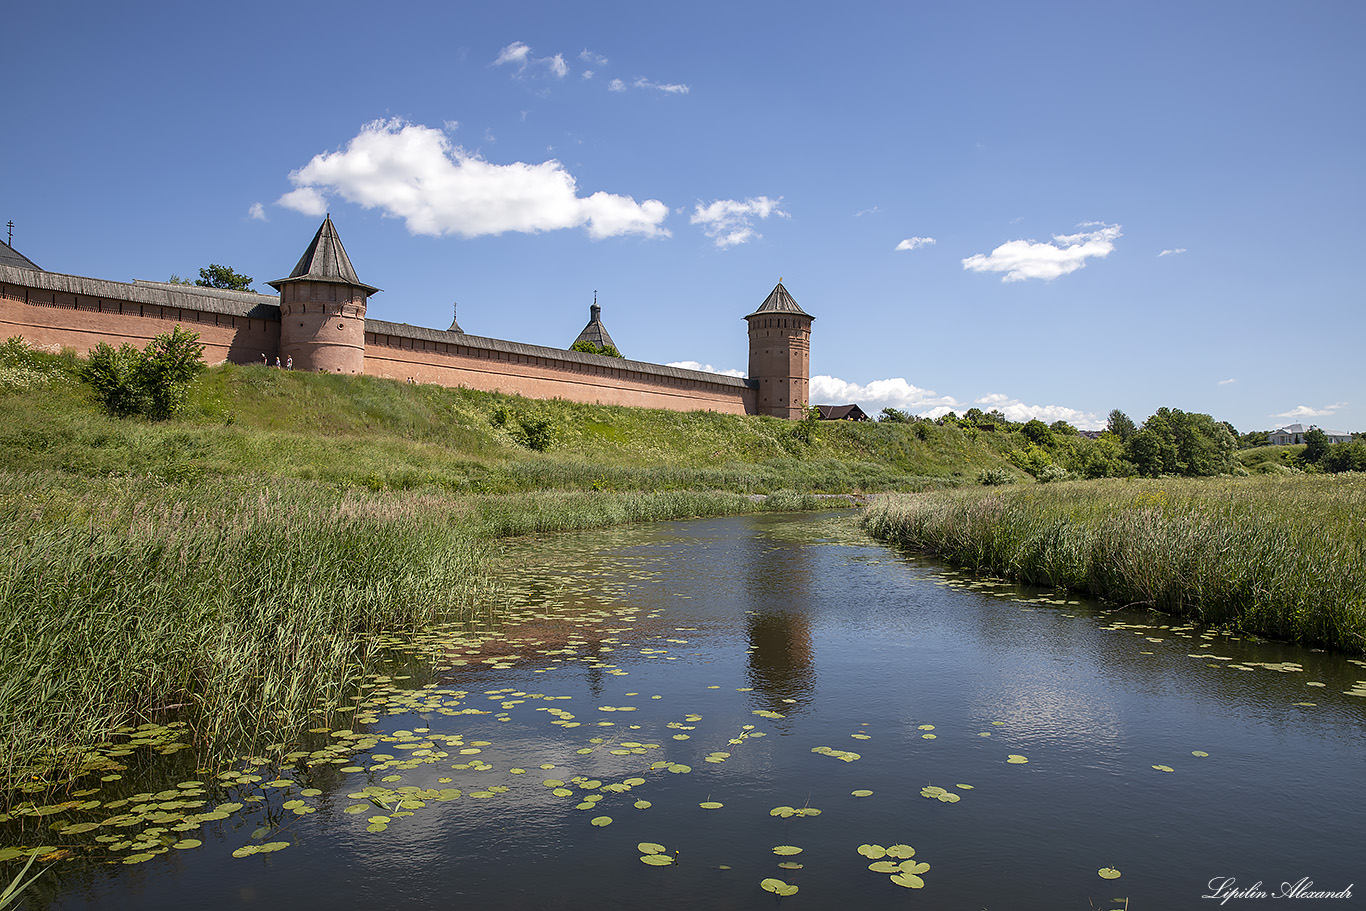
[268,216,379,294]
[745,280,812,319]
[572,298,619,352]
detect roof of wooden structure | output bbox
[268,216,379,295]
[572,300,618,352]
[816,403,869,421]
[745,281,813,320]
[0,240,41,272]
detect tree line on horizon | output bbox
[876,405,1366,479]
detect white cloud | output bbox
[582,70,595,80]
[606,75,689,95]
[1272,402,1347,420]
[667,360,747,378]
[247,202,267,221]
[1218,378,1237,386]
[962,223,1121,282]
[276,186,327,217]
[276,119,669,240]
[690,196,787,248]
[1158,247,1187,257]
[854,206,879,217]
[633,77,689,94]
[493,41,567,79]
[970,393,1103,429]
[579,49,608,66]
[895,236,935,252]
[810,375,961,414]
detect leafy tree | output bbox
[570,340,623,358]
[195,264,254,291]
[167,274,194,286]
[879,407,912,423]
[1323,441,1366,473]
[81,326,205,420]
[1049,420,1079,436]
[82,343,149,417]
[1125,407,1236,477]
[1020,419,1056,448]
[1107,409,1136,442]
[1302,427,1330,465]
[141,326,206,419]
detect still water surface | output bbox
[41,511,1366,909]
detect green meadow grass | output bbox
[861,475,1366,653]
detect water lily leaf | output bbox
[885,844,915,859]
[770,806,795,817]
[638,842,666,854]
[858,844,886,859]
[634,800,652,809]
[773,845,803,856]
[1006,754,1028,764]
[172,839,202,849]
[869,861,900,873]
[851,789,873,797]
[590,816,612,827]
[901,861,930,874]
[1152,764,1174,772]
[778,862,804,870]
[641,853,674,865]
[761,878,798,895]
[889,872,925,889]
[1192,751,1209,757]
[699,801,723,809]
[1098,867,1122,879]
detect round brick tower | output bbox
[745,281,814,420]
[268,216,379,374]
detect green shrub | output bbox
[80,326,205,420]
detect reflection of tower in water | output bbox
[743,526,817,713]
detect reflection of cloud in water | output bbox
[968,673,1124,755]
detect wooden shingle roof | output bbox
[268,216,379,294]
[573,301,618,352]
[0,240,41,272]
[745,281,813,319]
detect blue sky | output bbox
[7,1,1363,432]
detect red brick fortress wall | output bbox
[0,267,280,365]
[365,321,757,415]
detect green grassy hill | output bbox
[1,355,1028,493]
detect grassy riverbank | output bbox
[0,472,812,797]
[861,475,1366,653]
[5,348,919,801]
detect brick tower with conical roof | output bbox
[268,216,379,374]
[745,281,813,420]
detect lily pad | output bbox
[699,801,723,809]
[1098,867,1122,879]
[1006,754,1028,764]
[851,789,874,797]
[641,853,674,865]
[885,844,915,859]
[638,842,666,854]
[890,872,925,889]
[590,816,613,827]
[858,844,887,859]
[773,845,803,856]
[761,878,799,896]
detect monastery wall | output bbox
[365,321,756,415]
[0,267,280,365]
[0,264,757,416]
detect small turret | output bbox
[571,293,620,354]
[268,216,378,374]
[745,280,813,420]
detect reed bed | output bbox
[0,474,773,796]
[861,474,1366,653]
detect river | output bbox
[27,511,1366,909]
